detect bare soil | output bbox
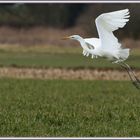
[0,67,140,80]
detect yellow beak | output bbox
[61,36,70,40]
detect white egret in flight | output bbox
[63,9,140,89]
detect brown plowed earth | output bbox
[0,67,139,80]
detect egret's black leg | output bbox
[121,62,140,89]
[122,62,140,82]
[117,62,140,89]
[118,62,135,82]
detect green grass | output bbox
[0,51,139,69]
[0,45,139,69]
[0,78,140,136]
[0,44,82,54]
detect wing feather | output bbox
[95,9,130,50]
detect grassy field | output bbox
[0,45,139,69]
[0,78,140,136]
[0,45,139,137]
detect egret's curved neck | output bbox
[75,36,85,47]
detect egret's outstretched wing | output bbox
[95,9,130,50]
[84,38,101,49]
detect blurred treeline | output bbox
[0,4,85,28]
[0,3,140,38]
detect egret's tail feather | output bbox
[118,48,130,60]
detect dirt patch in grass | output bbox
[0,67,139,80]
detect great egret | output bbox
[63,9,140,89]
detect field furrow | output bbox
[0,67,139,80]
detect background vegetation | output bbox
[0,3,140,38]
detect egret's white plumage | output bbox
[64,9,140,88]
[68,9,130,62]
[95,9,130,61]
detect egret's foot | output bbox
[132,80,140,89]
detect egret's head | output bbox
[62,35,81,41]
